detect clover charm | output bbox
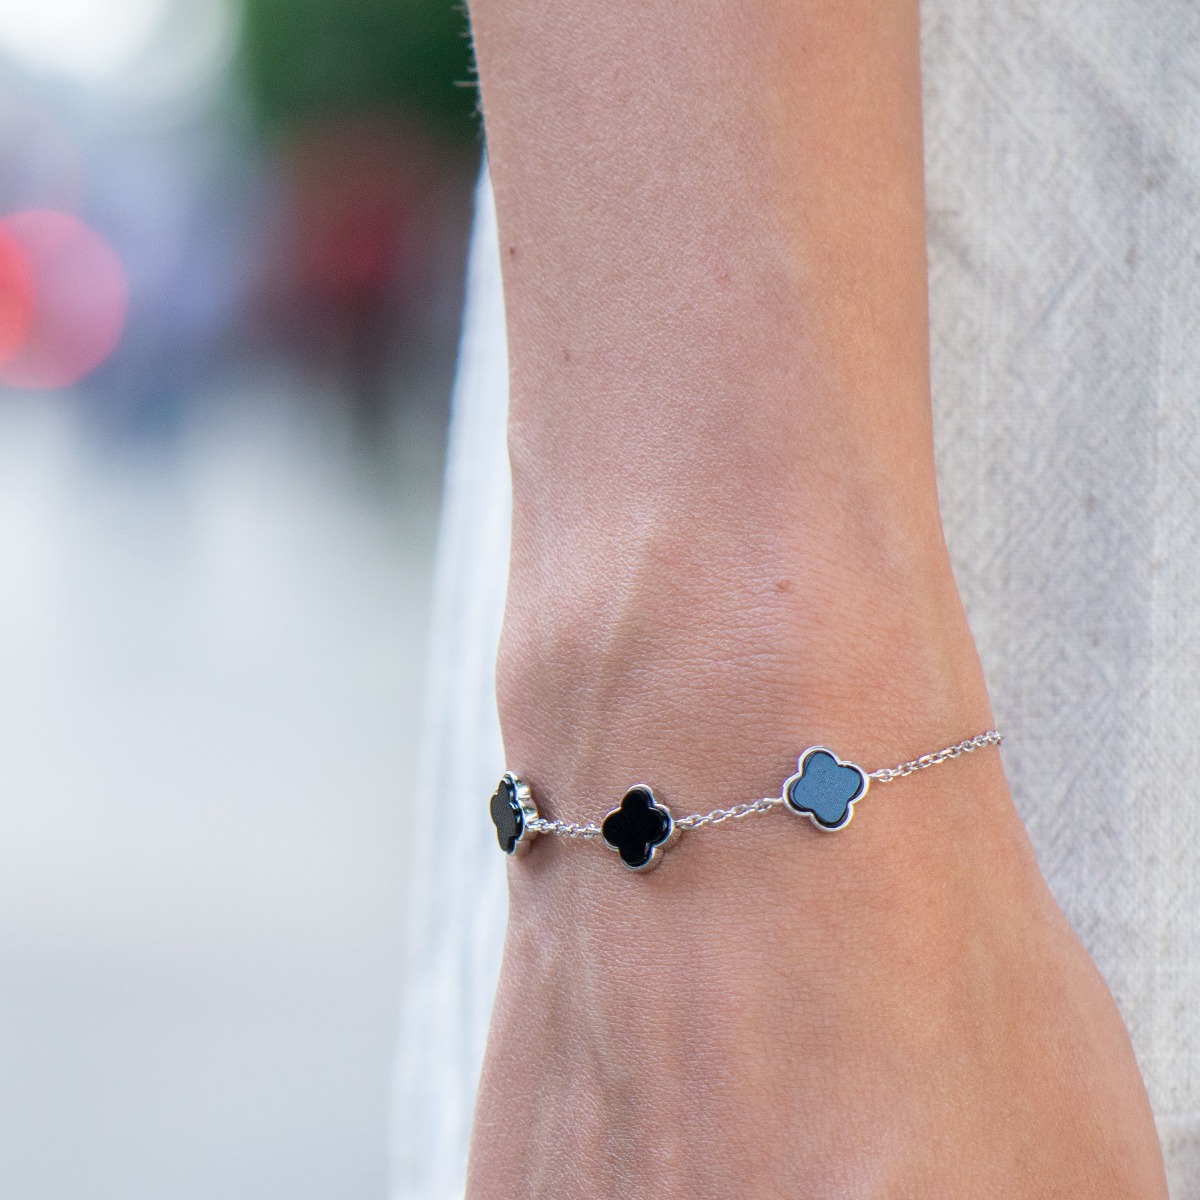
[601,785,676,872]
[782,746,868,831]
[489,772,539,856]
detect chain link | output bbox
[527,817,602,840]
[675,796,781,830]
[866,730,1003,783]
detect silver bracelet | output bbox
[489,730,1003,872]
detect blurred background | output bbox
[0,1,479,1196]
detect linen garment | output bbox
[393,5,1200,1194]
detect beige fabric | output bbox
[393,6,1200,1192]
[925,4,1200,1190]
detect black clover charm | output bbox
[489,772,539,856]
[782,746,868,831]
[601,785,675,872]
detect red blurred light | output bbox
[0,210,128,390]
[0,225,33,365]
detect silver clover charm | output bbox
[601,785,677,872]
[782,746,869,831]
[489,772,539,856]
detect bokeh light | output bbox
[0,0,235,109]
[0,222,32,362]
[0,210,128,389]
[123,0,236,107]
[0,0,164,82]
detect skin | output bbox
[463,0,1170,1195]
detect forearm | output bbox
[465,6,1169,1196]
[473,0,991,818]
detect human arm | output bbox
[464,1,1168,1195]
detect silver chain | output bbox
[532,730,1002,839]
[675,796,780,830]
[865,729,1003,783]
[526,817,602,840]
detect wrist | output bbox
[497,506,994,828]
[479,746,1046,1197]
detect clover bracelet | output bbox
[488,730,1003,872]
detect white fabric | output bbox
[393,6,1200,1192]
[390,166,510,1200]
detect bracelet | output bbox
[489,730,1002,872]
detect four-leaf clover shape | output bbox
[783,747,868,831]
[600,785,674,871]
[489,772,539,856]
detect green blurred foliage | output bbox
[241,0,479,142]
